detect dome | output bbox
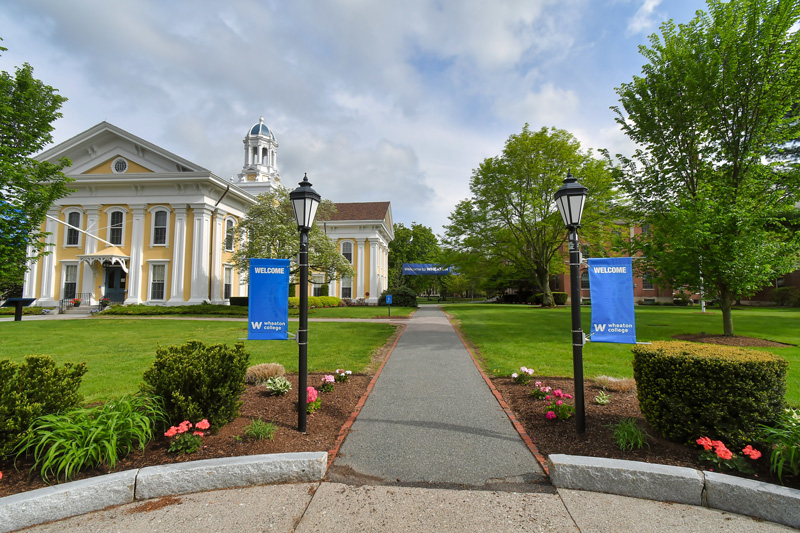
[248,117,274,140]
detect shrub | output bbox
[610,418,649,451]
[320,284,329,297]
[245,363,285,385]
[552,292,568,305]
[632,341,787,448]
[263,376,292,395]
[770,287,800,307]
[16,394,165,482]
[528,293,543,305]
[501,293,520,303]
[0,355,87,457]
[229,297,248,307]
[759,408,800,483]
[378,286,418,307]
[243,418,276,441]
[140,341,250,428]
[593,375,636,393]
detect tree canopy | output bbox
[0,43,72,298]
[443,124,616,306]
[387,222,441,294]
[612,0,800,335]
[230,188,354,285]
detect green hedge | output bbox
[101,304,247,316]
[288,296,341,309]
[378,286,418,307]
[632,341,787,448]
[140,341,250,428]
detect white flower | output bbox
[511,373,518,379]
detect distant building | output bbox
[23,120,392,308]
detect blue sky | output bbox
[1,0,705,234]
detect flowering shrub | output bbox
[71,298,81,305]
[335,369,352,383]
[696,436,761,474]
[321,375,335,392]
[166,419,211,454]
[529,381,551,400]
[511,366,535,385]
[544,389,575,421]
[307,387,321,414]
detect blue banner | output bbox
[248,258,290,340]
[588,257,636,344]
[402,263,453,275]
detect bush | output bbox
[552,292,568,305]
[320,284,329,297]
[770,287,800,307]
[378,286,418,307]
[528,293,543,305]
[0,355,87,457]
[244,363,285,385]
[501,293,520,303]
[263,376,292,396]
[15,394,166,482]
[140,341,250,428]
[632,341,787,448]
[759,408,800,483]
[100,304,247,317]
[229,297,248,307]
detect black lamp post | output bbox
[554,170,589,434]
[289,173,321,433]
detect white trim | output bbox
[224,217,236,252]
[62,208,84,248]
[148,205,171,247]
[111,157,129,174]
[168,206,188,304]
[147,260,169,302]
[105,207,128,247]
[224,265,233,300]
[60,261,80,300]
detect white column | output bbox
[369,240,378,303]
[22,244,38,300]
[356,238,366,299]
[189,205,212,304]
[125,205,146,305]
[210,210,224,304]
[38,208,59,306]
[168,206,188,304]
[82,205,100,303]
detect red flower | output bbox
[742,445,762,460]
[714,444,733,461]
[696,436,713,451]
[195,419,210,430]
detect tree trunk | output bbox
[539,270,554,307]
[719,285,735,336]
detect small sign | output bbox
[248,258,290,340]
[386,295,392,305]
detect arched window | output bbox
[150,208,170,246]
[108,210,125,246]
[225,219,236,252]
[341,241,353,263]
[580,271,590,289]
[64,210,83,247]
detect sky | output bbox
[1,0,705,236]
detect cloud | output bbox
[626,0,664,36]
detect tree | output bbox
[387,222,441,294]
[0,43,73,295]
[231,188,354,285]
[443,125,616,306]
[612,0,800,335]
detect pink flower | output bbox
[545,411,556,420]
[323,375,335,383]
[0,471,3,480]
[511,373,518,379]
[545,395,552,401]
[742,445,761,460]
[534,381,542,387]
[307,387,318,403]
[556,400,563,406]
[335,369,344,374]
[564,394,573,399]
[553,389,564,398]
[177,421,192,433]
[165,427,178,438]
[195,419,210,430]
[696,437,713,451]
[714,444,733,461]
[193,431,204,437]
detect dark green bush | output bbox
[229,297,248,307]
[632,341,787,448]
[771,287,800,307]
[140,341,250,428]
[320,284,329,297]
[552,292,568,305]
[0,355,87,457]
[378,286,418,307]
[101,304,247,316]
[528,293,543,305]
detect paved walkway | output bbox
[328,305,546,490]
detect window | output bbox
[150,264,166,301]
[66,211,81,246]
[341,276,352,299]
[109,211,124,245]
[642,274,654,290]
[225,219,235,252]
[224,267,233,300]
[341,241,353,263]
[112,157,128,173]
[580,271,590,289]
[63,264,78,299]
[153,210,168,245]
[312,273,325,297]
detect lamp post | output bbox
[290,173,321,433]
[554,170,589,434]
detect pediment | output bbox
[36,121,208,176]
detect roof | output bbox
[329,202,391,221]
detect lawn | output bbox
[0,319,397,402]
[442,304,800,406]
[95,303,416,319]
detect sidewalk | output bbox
[3,305,797,532]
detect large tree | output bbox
[0,43,72,297]
[387,222,441,294]
[612,0,800,335]
[231,188,354,286]
[443,124,616,306]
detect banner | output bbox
[402,263,453,275]
[248,258,290,340]
[588,257,636,344]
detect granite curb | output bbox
[0,451,327,533]
[548,454,800,529]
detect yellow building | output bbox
[23,120,393,307]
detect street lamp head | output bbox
[289,173,321,231]
[554,170,588,229]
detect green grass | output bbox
[307,306,416,318]
[95,303,416,319]
[0,319,396,402]
[443,304,800,406]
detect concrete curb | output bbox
[0,451,327,533]
[548,454,800,529]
